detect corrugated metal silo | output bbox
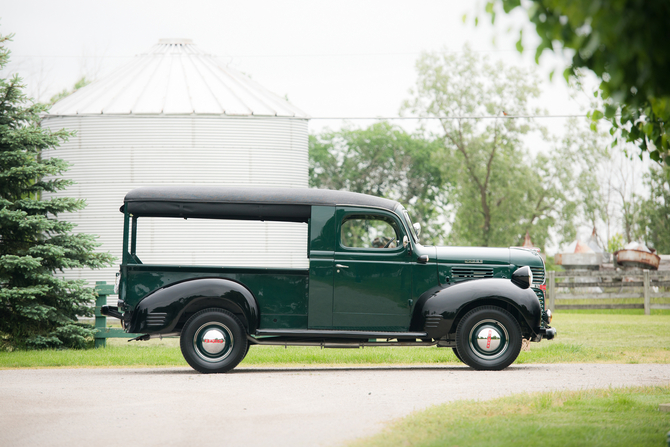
[41,39,309,290]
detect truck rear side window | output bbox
[133,217,308,268]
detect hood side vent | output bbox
[452,267,494,282]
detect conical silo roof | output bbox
[47,38,308,117]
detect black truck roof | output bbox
[123,186,400,222]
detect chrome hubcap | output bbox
[475,326,502,352]
[193,322,234,363]
[201,329,226,355]
[469,319,509,360]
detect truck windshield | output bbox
[403,210,420,243]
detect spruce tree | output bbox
[0,33,113,350]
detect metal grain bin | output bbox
[41,39,309,288]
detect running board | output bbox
[248,336,436,348]
[254,329,428,339]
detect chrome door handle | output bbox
[335,264,349,269]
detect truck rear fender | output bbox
[415,278,541,339]
[128,278,259,334]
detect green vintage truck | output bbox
[102,186,555,373]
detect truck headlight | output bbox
[511,266,533,289]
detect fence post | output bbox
[547,270,555,312]
[95,281,108,348]
[643,270,651,316]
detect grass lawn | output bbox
[348,385,670,447]
[1,312,669,368]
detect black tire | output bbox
[452,347,464,363]
[455,306,522,371]
[180,308,248,374]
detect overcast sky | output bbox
[1,0,648,251]
[2,0,585,127]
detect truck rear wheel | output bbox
[455,306,522,371]
[180,308,248,373]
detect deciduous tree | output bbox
[639,164,670,253]
[484,0,670,164]
[309,122,451,244]
[404,47,603,249]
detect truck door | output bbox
[332,208,412,331]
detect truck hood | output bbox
[434,246,511,265]
[434,246,544,270]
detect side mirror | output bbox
[403,235,412,254]
[413,222,421,239]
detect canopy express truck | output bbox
[102,186,556,373]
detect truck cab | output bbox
[102,186,555,373]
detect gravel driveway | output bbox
[1,364,669,447]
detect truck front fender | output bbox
[128,278,259,334]
[417,278,541,339]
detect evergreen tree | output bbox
[0,33,113,350]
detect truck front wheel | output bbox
[455,306,522,371]
[180,308,248,373]
[452,347,464,363]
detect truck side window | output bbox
[341,215,399,249]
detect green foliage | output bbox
[47,76,90,106]
[638,164,670,253]
[0,33,113,350]
[309,122,451,244]
[486,0,670,164]
[607,233,625,253]
[543,255,563,272]
[403,47,538,246]
[403,47,598,249]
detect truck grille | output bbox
[530,266,545,285]
[532,287,545,311]
[451,267,494,282]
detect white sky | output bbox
[2,0,582,122]
[1,0,649,253]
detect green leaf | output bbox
[482,0,670,165]
[643,123,654,136]
[515,30,524,53]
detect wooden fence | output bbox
[94,281,139,348]
[546,269,670,315]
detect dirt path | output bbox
[1,364,669,447]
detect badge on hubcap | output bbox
[475,327,502,352]
[469,319,509,360]
[193,322,234,362]
[201,329,226,355]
